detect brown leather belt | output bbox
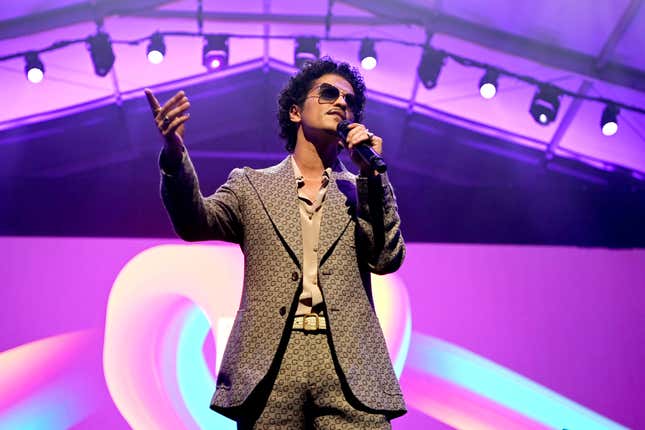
[292,313,327,331]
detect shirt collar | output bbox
[291,156,332,188]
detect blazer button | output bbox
[291,271,299,281]
[279,306,287,316]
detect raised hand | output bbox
[342,122,383,175]
[144,88,191,150]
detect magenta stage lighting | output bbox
[294,37,320,69]
[88,32,115,77]
[417,46,445,89]
[529,85,561,125]
[479,69,499,99]
[202,35,229,70]
[147,32,166,65]
[601,104,619,136]
[359,39,377,70]
[25,52,44,84]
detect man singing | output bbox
[145,57,406,429]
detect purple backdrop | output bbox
[1,237,643,429]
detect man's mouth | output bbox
[327,111,345,120]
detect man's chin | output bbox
[323,127,338,136]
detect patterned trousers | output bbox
[236,329,391,430]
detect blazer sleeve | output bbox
[355,172,406,274]
[160,148,244,244]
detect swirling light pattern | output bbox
[0,330,101,429]
[403,333,629,430]
[103,244,411,429]
[1,238,636,429]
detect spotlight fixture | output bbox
[25,52,44,84]
[529,85,561,125]
[417,46,445,89]
[202,35,229,70]
[147,32,166,65]
[479,69,499,99]
[359,38,377,70]
[88,32,115,77]
[294,37,320,69]
[601,104,619,136]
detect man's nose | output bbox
[333,94,348,109]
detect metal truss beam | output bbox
[340,0,645,93]
[0,0,175,40]
[4,0,644,94]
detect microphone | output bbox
[336,120,387,173]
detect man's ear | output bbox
[289,104,301,123]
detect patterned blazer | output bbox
[161,152,406,418]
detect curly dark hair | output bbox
[277,57,366,152]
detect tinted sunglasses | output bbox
[307,83,359,112]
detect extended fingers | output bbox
[156,99,189,131]
[144,88,161,117]
[166,101,191,121]
[156,91,186,121]
[162,114,190,136]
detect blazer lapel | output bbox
[318,163,354,261]
[246,156,303,268]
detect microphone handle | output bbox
[337,120,387,173]
[354,144,387,173]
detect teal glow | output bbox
[0,371,96,430]
[158,302,196,427]
[176,305,235,430]
[408,333,628,430]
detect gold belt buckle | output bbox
[303,313,319,331]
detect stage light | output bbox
[479,69,499,99]
[147,32,166,65]
[601,104,619,136]
[25,52,44,84]
[417,46,445,89]
[359,39,377,70]
[202,35,229,70]
[529,85,561,125]
[294,37,320,69]
[88,32,115,77]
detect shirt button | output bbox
[313,278,317,285]
[279,306,287,316]
[291,271,299,281]
[313,247,318,252]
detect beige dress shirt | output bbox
[291,156,331,316]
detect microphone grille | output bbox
[336,120,352,140]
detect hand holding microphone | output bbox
[336,120,387,174]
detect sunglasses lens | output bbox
[319,84,340,102]
[344,94,357,111]
[315,83,358,112]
